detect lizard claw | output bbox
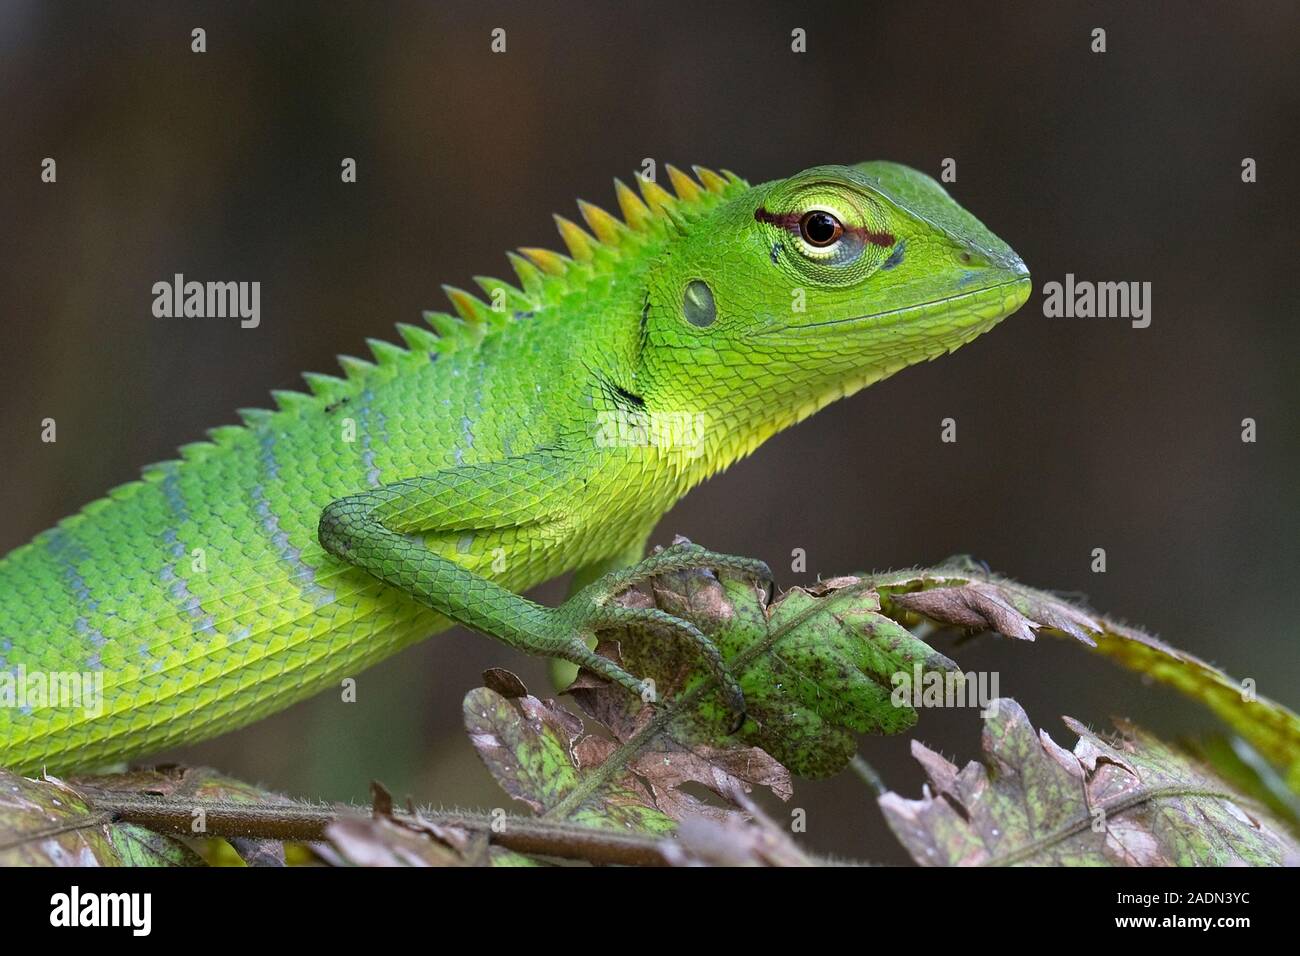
[547,543,770,733]
[587,604,746,720]
[574,540,774,609]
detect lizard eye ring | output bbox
[799,211,843,247]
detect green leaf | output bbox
[1180,735,1300,832]
[322,816,467,867]
[69,765,299,866]
[465,667,787,832]
[588,561,961,779]
[662,813,814,867]
[879,698,1299,866]
[0,769,201,866]
[321,785,475,867]
[866,567,1300,793]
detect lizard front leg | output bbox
[316,453,766,723]
[548,534,653,691]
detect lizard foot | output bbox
[548,542,772,733]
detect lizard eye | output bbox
[799,211,843,247]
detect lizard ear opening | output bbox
[682,279,716,328]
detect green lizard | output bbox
[0,162,1030,774]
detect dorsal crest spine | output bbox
[102,164,749,500]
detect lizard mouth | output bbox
[757,275,1032,336]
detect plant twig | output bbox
[84,792,672,866]
[849,754,886,796]
[547,577,878,820]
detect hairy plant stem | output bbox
[83,792,672,866]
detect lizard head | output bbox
[637,161,1031,469]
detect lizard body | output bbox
[0,162,1030,772]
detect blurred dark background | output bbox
[2,1,1297,863]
